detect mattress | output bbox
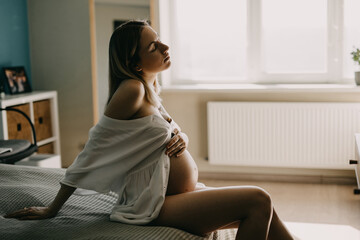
[0,164,237,240]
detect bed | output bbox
[0,164,237,240]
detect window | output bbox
[156,0,360,85]
[171,0,247,83]
[343,0,360,79]
[262,0,327,74]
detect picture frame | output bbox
[1,66,32,95]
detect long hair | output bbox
[107,20,161,107]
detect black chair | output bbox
[0,107,38,164]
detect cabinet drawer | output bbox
[7,104,32,142]
[37,142,54,154]
[34,100,53,141]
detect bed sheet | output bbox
[0,164,237,240]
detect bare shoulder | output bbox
[119,79,145,98]
[121,79,144,90]
[105,79,145,120]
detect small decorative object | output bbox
[351,48,360,85]
[0,80,5,99]
[1,66,32,94]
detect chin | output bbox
[164,61,171,69]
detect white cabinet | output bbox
[0,91,61,168]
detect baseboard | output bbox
[199,171,357,185]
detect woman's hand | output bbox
[4,184,75,221]
[165,128,188,157]
[4,206,56,220]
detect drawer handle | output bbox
[17,123,21,131]
[349,160,358,164]
[39,117,43,124]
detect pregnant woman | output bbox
[5,20,294,240]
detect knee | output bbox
[248,187,273,219]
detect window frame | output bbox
[154,0,351,86]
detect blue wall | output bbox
[0,0,31,92]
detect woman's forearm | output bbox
[48,183,76,215]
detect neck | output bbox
[142,73,157,86]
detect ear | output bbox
[134,65,142,72]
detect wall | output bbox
[0,0,31,90]
[27,0,149,167]
[27,0,95,167]
[95,2,150,117]
[160,89,360,178]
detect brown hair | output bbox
[107,20,161,107]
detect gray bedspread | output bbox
[0,164,237,240]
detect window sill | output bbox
[161,83,360,93]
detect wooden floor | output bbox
[199,178,360,240]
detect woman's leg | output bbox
[267,209,293,240]
[219,208,294,240]
[193,185,293,239]
[151,186,274,240]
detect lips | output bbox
[164,54,170,62]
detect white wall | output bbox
[95,2,150,117]
[27,0,95,167]
[27,0,150,167]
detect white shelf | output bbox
[0,91,61,168]
[38,137,58,146]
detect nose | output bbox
[159,42,169,54]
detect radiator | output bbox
[207,102,360,169]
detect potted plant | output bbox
[351,48,360,85]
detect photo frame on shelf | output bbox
[1,66,32,95]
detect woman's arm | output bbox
[47,183,76,216]
[4,183,76,220]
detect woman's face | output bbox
[137,26,171,79]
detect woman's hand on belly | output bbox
[165,129,198,195]
[165,129,188,157]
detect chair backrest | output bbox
[0,107,37,145]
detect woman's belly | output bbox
[166,150,198,195]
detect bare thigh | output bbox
[150,186,270,236]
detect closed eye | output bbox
[150,43,158,52]
[150,40,162,52]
